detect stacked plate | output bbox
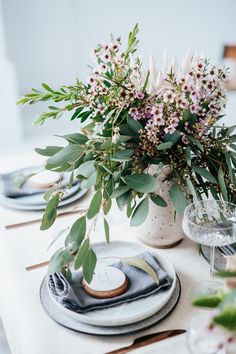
[0,167,87,211]
[40,241,181,335]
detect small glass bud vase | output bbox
[136,166,184,248]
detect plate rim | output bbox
[47,240,176,327]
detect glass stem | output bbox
[210,246,215,278]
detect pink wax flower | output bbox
[135,91,145,100]
[164,125,176,134]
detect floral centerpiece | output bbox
[18,25,236,281]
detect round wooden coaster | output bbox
[28,170,61,189]
[82,267,129,299]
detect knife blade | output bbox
[106,329,186,354]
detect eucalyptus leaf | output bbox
[83,248,97,283]
[169,183,188,214]
[103,217,110,243]
[68,216,86,249]
[43,187,55,202]
[77,160,95,178]
[56,133,88,145]
[130,196,149,226]
[185,146,191,166]
[121,256,159,285]
[103,198,112,215]
[127,116,143,133]
[47,144,83,166]
[35,146,63,157]
[185,177,197,200]
[74,239,90,270]
[124,174,157,193]
[80,171,97,189]
[157,142,173,150]
[87,190,102,219]
[47,248,64,275]
[40,194,60,230]
[150,194,167,207]
[116,191,131,210]
[112,185,130,198]
[163,131,180,145]
[111,149,133,161]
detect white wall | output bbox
[1,0,236,149]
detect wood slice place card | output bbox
[28,170,61,189]
[83,266,128,299]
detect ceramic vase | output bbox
[136,166,184,248]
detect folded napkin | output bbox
[0,167,78,198]
[48,251,173,313]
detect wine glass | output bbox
[183,200,236,295]
[187,314,229,354]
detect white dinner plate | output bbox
[48,241,176,327]
[0,188,88,211]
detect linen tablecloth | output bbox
[0,151,208,354]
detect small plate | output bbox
[48,241,176,327]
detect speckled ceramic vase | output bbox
[136,166,184,248]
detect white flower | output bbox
[103,52,111,63]
[163,90,175,103]
[164,125,176,134]
[93,122,104,134]
[154,116,165,126]
[112,126,120,143]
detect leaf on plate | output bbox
[121,256,159,285]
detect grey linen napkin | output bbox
[0,167,78,198]
[48,251,173,313]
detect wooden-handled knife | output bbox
[106,329,186,354]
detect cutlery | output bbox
[106,329,186,354]
[25,260,49,271]
[5,206,88,230]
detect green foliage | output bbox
[40,194,60,230]
[169,183,188,214]
[87,190,102,219]
[130,196,149,226]
[18,24,236,285]
[213,305,236,331]
[192,294,223,308]
[124,174,158,193]
[150,194,167,207]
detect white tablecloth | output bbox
[0,152,208,354]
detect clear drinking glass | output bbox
[187,315,227,354]
[183,200,236,294]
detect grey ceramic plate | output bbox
[0,188,88,211]
[40,275,181,336]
